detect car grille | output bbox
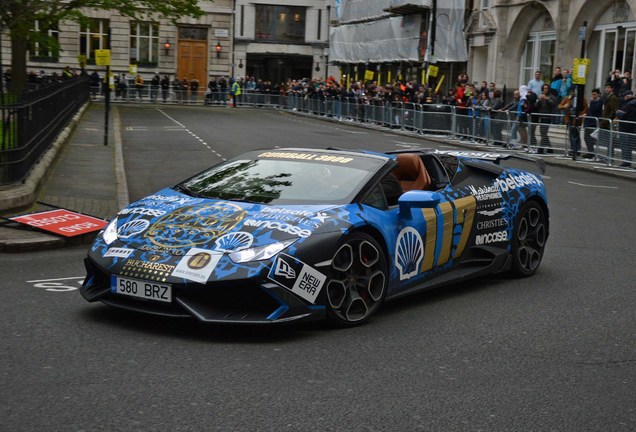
[83,258,282,322]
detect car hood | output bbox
[112,188,343,255]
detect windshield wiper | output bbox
[172,184,196,196]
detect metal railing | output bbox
[95,87,636,168]
[0,77,90,185]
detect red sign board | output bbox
[11,209,109,237]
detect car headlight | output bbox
[102,217,118,245]
[228,239,297,263]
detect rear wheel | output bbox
[325,232,387,326]
[511,201,548,277]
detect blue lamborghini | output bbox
[81,147,549,326]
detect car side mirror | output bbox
[398,190,441,219]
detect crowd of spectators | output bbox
[447,67,634,165]
[2,66,81,91]
[8,65,631,166]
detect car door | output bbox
[394,190,477,283]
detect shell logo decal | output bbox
[395,227,424,280]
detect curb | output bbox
[0,102,91,213]
[0,103,125,253]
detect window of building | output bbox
[479,0,490,28]
[520,31,555,85]
[30,21,59,62]
[130,22,159,66]
[79,19,110,64]
[255,5,306,43]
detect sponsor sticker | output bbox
[104,247,134,258]
[475,230,508,245]
[243,219,312,238]
[117,219,150,238]
[476,218,507,230]
[171,248,222,283]
[268,254,326,304]
[496,173,543,193]
[258,151,353,164]
[468,184,502,201]
[118,207,166,217]
[478,208,503,217]
[395,227,424,280]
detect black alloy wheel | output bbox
[511,201,548,277]
[325,232,388,326]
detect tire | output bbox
[510,201,548,277]
[325,232,388,327]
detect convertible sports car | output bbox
[81,147,549,326]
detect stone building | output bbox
[3,0,636,94]
[467,0,636,92]
[0,0,331,86]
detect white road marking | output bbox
[568,181,619,189]
[27,276,84,283]
[395,142,421,148]
[156,109,224,160]
[27,276,84,292]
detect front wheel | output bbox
[510,201,548,277]
[325,232,387,327]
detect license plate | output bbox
[111,276,172,303]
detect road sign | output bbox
[11,209,108,237]
[573,58,591,85]
[94,49,111,66]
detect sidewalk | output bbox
[0,102,634,252]
[0,103,128,252]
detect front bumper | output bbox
[80,257,325,324]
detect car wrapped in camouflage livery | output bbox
[81,147,549,326]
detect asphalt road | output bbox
[1,106,634,431]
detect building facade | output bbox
[329,0,468,89]
[468,0,636,92]
[233,0,331,83]
[0,0,332,86]
[3,1,636,94]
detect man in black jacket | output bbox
[616,90,636,167]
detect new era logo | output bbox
[274,257,296,279]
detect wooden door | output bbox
[177,41,207,83]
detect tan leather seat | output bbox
[393,153,431,192]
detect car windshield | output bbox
[178,154,382,205]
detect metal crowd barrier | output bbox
[102,88,634,167]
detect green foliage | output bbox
[1,0,205,93]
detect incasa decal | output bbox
[119,207,166,217]
[171,248,222,283]
[268,254,326,304]
[475,231,508,245]
[242,219,312,238]
[145,203,247,248]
